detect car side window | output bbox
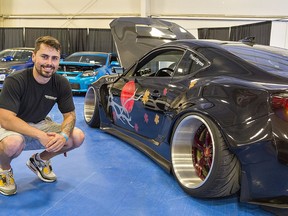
[65,56,81,62]
[20,51,32,61]
[134,49,184,77]
[174,51,209,77]
[223,46,288,72]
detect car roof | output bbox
[163,39,288,57]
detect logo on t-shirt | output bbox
[45,95,57,100]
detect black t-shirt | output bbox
[0,69,75,123]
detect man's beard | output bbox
[36,64,56,78]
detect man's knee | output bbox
[0,135,25,157]
[71,128,85,148]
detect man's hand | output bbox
[44,132,67,152]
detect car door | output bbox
[109,48,185,142]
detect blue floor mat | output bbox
[0,96,277,216]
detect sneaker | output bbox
[26,154,57,183]
[0,168,17,195]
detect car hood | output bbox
[57,61,102,73]
[110,17,195,69]
[0,61,26,68]
[59,61,101,67]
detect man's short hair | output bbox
[34,36,61,53]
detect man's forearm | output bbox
[0,108,46,139]
[1,117,46,140]
[61,111,76,136]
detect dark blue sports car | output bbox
[84,17,288,209]
[0,47,34,89]
[57,52,122,93]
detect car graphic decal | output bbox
[144,113,149,123]
[189,79,198,89]
[108,81,139,128]
[108,80,162,132]
[163,88,168,96]
[120,80,136,112]
[154,114,160,125]
[142,89,150,104]
[109,90,134,128]
[134,123,139,132]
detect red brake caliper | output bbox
[192,127,212,180]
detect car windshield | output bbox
[64,54,107,65]
[0,49,33,61]
[223,45,288,72]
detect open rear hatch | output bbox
[110,17,195,69]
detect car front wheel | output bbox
[171,112,240,198]
[84,86,100,128]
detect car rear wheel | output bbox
[171,112,240,198]
[84,86,100,128]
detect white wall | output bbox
[0,0,141,28]
[0,0,288,48]
[150,0,288,17]
[270,21,288,49]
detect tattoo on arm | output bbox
[62,111,76,136]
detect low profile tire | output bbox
[84,86,100,128]
[171,112,240,198]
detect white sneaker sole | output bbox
[26,160,56,183]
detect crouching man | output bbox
[0,35,85,195]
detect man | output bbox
[0,36,85,195]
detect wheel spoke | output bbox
[204,130,211,147]
[192,125,213,180]
[198,157,207,179]
[194,136,205,150]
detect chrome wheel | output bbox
[84,86,100,128]
[171,115,214,189]
[171,113,240,198]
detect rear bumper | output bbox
[235,112,288,208]
[238,140,288,208]
[270,114,288,165]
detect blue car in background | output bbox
[57,52,122,93]
[0,47,34,89]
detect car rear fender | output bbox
[167,106,217,146]
[167,94,272,151]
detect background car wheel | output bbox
[171,112,240,198]
[84,86,100,128]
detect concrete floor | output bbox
[0,96,278,216]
